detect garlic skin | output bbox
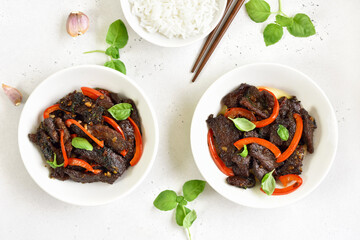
[66,11,89,37]
[2,84,22,106]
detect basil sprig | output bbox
[277,124,289,141]
[84,19,128,74]
[245,0,316,46]
[239,145,248,157]
[47,154,64,169]
[261,169,276,195]
[229,117,256,132]
[107,103,133,121]
[154,180,206,240]
[72,137,93,151]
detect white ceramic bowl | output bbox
[120,0,227,47]
[18,65,159,206]
[191,63,338,208]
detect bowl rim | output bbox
[120,0,227,48]
[190,62,338,208]
[18,64,159,206]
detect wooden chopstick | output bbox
[191,0,246,83]
[191,0,234,73]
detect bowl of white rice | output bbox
[120,0,227,47]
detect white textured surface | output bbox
[0,0,359,239]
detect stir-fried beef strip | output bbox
[207,84,316,189]
[206,114,241,167]
[28,88,141,184]
[227,175,256,189]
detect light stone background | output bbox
[0,0,359,239]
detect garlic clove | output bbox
[66,11,89,37]
[2,83,23,106]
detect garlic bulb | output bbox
[2,84,22,106]
[66,11,89,37]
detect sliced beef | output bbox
[117,119,136,161]
[231,155,251,178]
[95,95,113,109]
[206,114,241,167]
[269,110,297,149]
[252,159,269,182]
[239,86,274,119]
[87,124,129,155]
[50,167,69,181]
[300,108,317,153]
[43,118,59,143]
[59,91,104,124]
[29,129,55,161]
[221,83,251,108]
[248,143,280,171]
[122,99,142,133]
[226,175,255,189]
[276,145,306,176]
[63,168,120,184]
[54,117,72,156]
[74,147,127,175]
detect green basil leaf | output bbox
[183,210,197,229]
[275,15,294,27]
[153,190,178,211]
[183,180,206,202]
[176,196,184,203]
[107,103,133,121]
[239,145,248,158]
[229,118,256,132]
[104,60,126,74]
[263,23,283,46]
[179,199,188,206]
[287,13,316,37]
[46,154,64,169]
[106,19,129,49]
[105,45,120,59]
[71,137,93,151]
[261,169,276,195]
[245,0,271,23]
[277,124,289,141]
[175,205,191,226]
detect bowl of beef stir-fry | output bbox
[191,63,337,208]
[18,65,159,206]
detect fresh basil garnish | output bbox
[239,145,248,158]
[153,190,178,211]
[183,180,206,202]
[47,154,64,169]
[105,45,120,59]
[261,169,276,195]
[229,117,256,132]
[245,0,271,23]
[107,103,133,120]
[104,59,126,74]
[106,19,129,49]
[276,15,293,27]
[277,124,289,141]
[263,23,283,46]
[182,210,197,229]
[287,13,316,37]
[72,137,93,151]
[175,205,191,226]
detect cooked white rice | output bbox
[129,0,219,39]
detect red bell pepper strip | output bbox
[70,134,77,139]
[103,116,128,156]
[234,137,281,158]
[65,119,104,148]
[81,87,104,100]
[59,129,68,167]
[43,104,70,119]
[252,88,280,128]
[128,117,143,166]
[264,174,303,195]
[276,113,303,163]
[224,108,257,121]
[207,129,234,177]
[68,158,102,174]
